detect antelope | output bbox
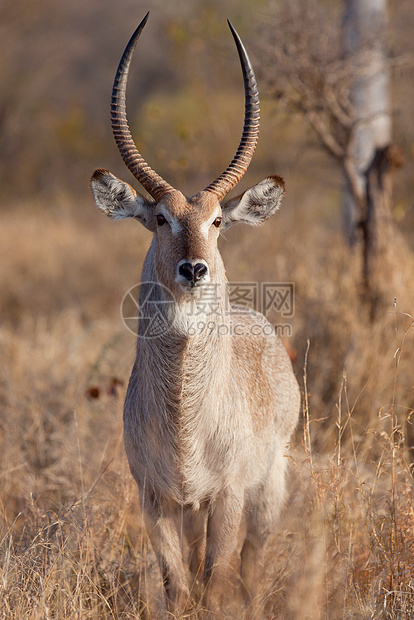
[90,13,300,614]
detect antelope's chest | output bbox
[174,401,249,502]
[126,335,248,503]
[154,406,244,498]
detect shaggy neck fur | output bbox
[134,241,232,476]
[127,242,233,504]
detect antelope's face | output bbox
[90,14,286,300]
[152,191,223,295]
[91,170,284,298]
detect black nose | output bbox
[193,263,208,281]
[178,262,208,283]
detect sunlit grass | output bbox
[0,201,413,618]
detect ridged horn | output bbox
[203,20,260,201]
[111,12,175,202]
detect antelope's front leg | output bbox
[202,489,244,611]
[140,493,190,615]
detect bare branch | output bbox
[306,111,345,160]
[255,0,407,218]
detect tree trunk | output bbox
[342,0,391,245]
[342,0,408,320]
[362,145,405,320]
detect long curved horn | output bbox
[203,20,260,201]
[111,12,175,202]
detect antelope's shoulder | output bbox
[230,305,298,425]
[230,305,290,355]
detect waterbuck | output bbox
[90,12,300,614]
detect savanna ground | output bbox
[1,1,414,618]
[1,172,413,619]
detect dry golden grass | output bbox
[0,196,413,618]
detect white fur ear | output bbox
[90,169,156,230]
[221,175,285,229]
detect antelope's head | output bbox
[91,13,285,298]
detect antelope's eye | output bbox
[156,214,166,226]
[213,217,222,228]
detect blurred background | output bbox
[1,0,288,200]
[0,0,413,616]
[1,0,411,204]
[1,0,413,416]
